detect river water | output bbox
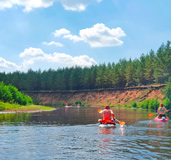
[0,107,170,160]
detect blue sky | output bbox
[0,0,171,73]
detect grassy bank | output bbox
[0,101,55,112]
[0,82,55,113]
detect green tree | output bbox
[118,59,127,87]
[125,59,135,86]
[110,64,120,87]
[164,77,171,109]
[96,64,106,88]
[135,54,146,85]
[69,67,82,90]
[164,41,171,76]
[154,43,169,83]
[144,50,155,84]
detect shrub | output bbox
[0,102,5,110]
[0,82,32,105]
[164,98,171,109]
[139,99,149,109]
[75,100,85,106]
[75,100,82,106]
[138,98,159,110]
[148,98,159,110]
[164,77,171,109]
[131,102,137,108]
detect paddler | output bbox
[98,105,115,124]
[157,103,169,118]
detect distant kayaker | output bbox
[157,103,169,118]
[98,105,115,123]
[77,103,80,107]
[67,103,71,107]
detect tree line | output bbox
[0,41,171,91]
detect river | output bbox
[0,107,170,160]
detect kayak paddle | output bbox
[98,109,102,113]
[98,109,125,126]
[115,119,125,126]
[148,113,158,117]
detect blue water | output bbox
[0,107,170,160]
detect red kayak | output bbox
[154,116,169,122]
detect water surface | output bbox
[0,107,170,160]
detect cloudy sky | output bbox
[0,0,171,73]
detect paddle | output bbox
[148,113,158,117]
[98,109,125,126]
[98,109,102,113]
[148,109,171,117]
[115,119,125,126]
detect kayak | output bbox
[99,123,116,128]
[98,119,116,128]
[154,116,169,122]
[65,106,71,108]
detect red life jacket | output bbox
[100,119,115,124]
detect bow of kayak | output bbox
[99,123,116,128]
[154,116,169,122]
[98,119,116,128]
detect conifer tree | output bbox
[144,50,155,84]
[164,77,171,109]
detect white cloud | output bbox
[60,0,93,12]
[63,34,83,42]
[72,55,97,66]
[46,53,97,67]
[0,1,13,10]
[0,0,54,12]
[19,47,97,70]
[79,23,126,47]
[19,47,45,58]
[21,59,34,70]
[42,41,63,47]
[54,28,70,37]
[0,46,97,72]
[57,23,126,47]
[21,0,54,12]
[0,0,101,12]
[0,57,21,71]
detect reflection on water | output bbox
[0,107,170,160]
[98,128,114,135]
[0,113,31,125]
[98,126,125,136]
[0,107,154,126]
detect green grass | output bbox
[24,105,55,111]
[0,101,55,111]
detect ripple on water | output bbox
[0,109,170,160]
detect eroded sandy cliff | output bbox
[23,85,165,106]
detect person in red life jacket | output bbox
[98,105,115,124]
[157,103,169,118]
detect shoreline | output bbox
[0,108,56,114]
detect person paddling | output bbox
[157,103,169,118]
[98,105,115,124]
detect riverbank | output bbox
[0,103,55,114]
[23,84,166,106]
